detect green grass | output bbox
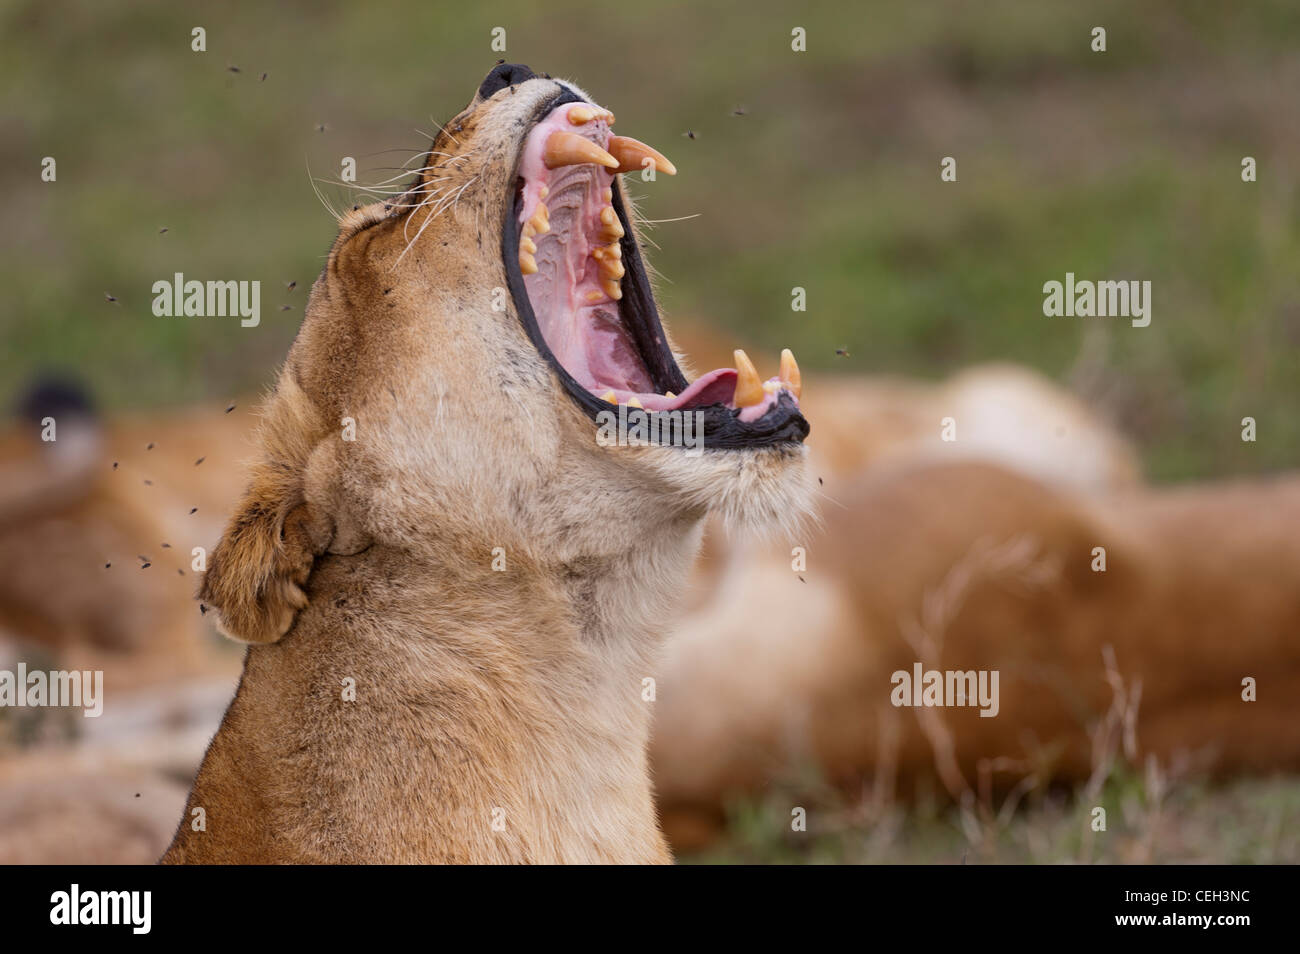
[683,768,1300,865]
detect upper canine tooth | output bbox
[779,348,802,399]
[733,349,764,407]
[543,131,619,170]
[568,105,596,125]
[607,135,677,176]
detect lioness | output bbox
[653,459,1300,850]
[162,64,810,864]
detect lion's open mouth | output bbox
[503,92,809,448]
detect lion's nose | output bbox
[478,62,537,99]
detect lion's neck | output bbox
[378,530,698,861]
[229,526,694,862]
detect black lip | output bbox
[501,88,810,449]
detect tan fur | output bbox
[653,461,1300,849]
[162,75,810,864]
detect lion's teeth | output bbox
[543,131,619,170]
[625,396,643,409]
[519,250,538,275]
[665,391,676,399]
[529,202,550,234]
[602,278,623,301]
[591,242,621,262]
[733,349,764,407]
[601,389,617,403]
[607,135,677,177]
[568,105,596,125]
[779,348,802,399]
[585,289,605,303]
[597,256,625,280]
[520,235,537,255]
[602,187,613,203]
[598,206,625,241]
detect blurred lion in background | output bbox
[650,338,1300,851]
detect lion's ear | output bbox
[199,475,328,645]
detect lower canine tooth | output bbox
[733,349,764,407]
[779,348,802,399]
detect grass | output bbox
[683,770,1300,865]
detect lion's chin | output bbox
[641,440,816,541]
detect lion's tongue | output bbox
[602,368,738,411]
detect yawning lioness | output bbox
[162,64,811,864]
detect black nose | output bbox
[478,62,537,99]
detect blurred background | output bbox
[1,0,1298,863]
